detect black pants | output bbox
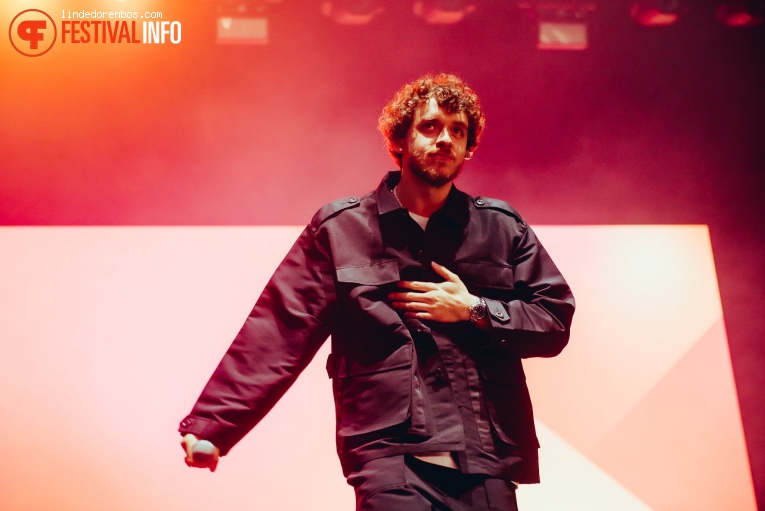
[347,455,519,511]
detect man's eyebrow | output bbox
[445,119,469,131]
[417,116,468,128]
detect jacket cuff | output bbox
[483,297,512,350]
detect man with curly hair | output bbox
[179,73,574,511]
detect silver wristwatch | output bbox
[468,297,487,324]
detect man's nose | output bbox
[436,128,453,146]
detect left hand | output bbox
[389,261,476,323]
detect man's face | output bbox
[400,96,470,188]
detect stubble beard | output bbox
[408,151,464,188]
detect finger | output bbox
[184,457,205,468]
[397,280,437,291]
[181,435,196,462]
[184,452,219,471]
[389,291,432,303]
[431,261,457,281]
[392,301,429,311]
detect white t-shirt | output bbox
[409,211,429,230]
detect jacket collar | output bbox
[376,171,470,228]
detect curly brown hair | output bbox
[378,73,486,167]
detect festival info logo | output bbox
[9,9,181,56]
[9,9,57,57]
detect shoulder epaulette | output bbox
[473,196,525,224]
[310,196,361,229]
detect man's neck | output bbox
[396,172,451,218]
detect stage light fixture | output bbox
[518,1,596,50]
[629,0,690,26]
[716,0,765,26]
[321,1,385,25]
[412,0,477,25]
[215,0,281,44]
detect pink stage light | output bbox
[629,0,690,26]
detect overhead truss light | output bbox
[413,0,477,25]
[629,0,690,26]
[215,0,281,45]
[518,1,597,50]
[716,0,765,26]
[322,1,385,25]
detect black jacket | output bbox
[179,171,575,483]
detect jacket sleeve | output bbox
[482,224,575,359]
[178,226,337,455]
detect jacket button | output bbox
[496,311,505,318]
[348,197,357,203]
[475,198,485,205]
[500,339,508,347]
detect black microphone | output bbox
[192,439,216,463]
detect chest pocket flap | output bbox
[336,259,400,285]
[456,261,514,290]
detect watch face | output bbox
[470,299,486,323]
